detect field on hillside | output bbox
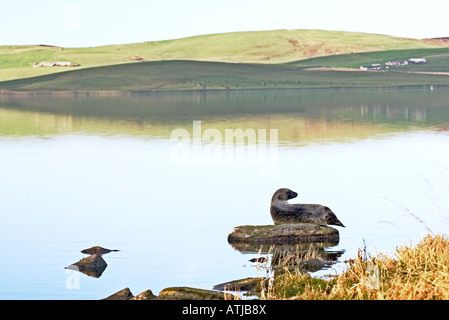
[286,47,449,71]
[2,59,449,92]
[0,29,441,82]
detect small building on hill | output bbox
[359,64,381,70]
[385,60,408,66]
[33,61,77,68]
[408,58,427,64]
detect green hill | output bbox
[2,59,449,93]
[286,47,449,71]
[0,29,441,82]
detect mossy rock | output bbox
[102,288,158,300]
[227,223,339,244]
[102,287,134,300]
[213,277,266,292]
[158,287,235,300]
[131,289,158,300]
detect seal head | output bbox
[272,188,298,202]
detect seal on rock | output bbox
[270,188,345,227]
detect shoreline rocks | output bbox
[227,223,340,245]
[159,287,235,300]
[102,287,135,300]
[213,277,266,293]
[103,287,235,300]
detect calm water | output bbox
[1,87,449,299]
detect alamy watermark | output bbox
[366,263,380,290]
[169,121,279,174]
[65,266,80,290]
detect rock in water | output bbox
[81,246,119,255]
[213,277,266,292]
[66,254,108,278]
[227,223,339,244]
[158,287,234,300]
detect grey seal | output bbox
[270,188,345,227]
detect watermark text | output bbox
[170,121,278,174]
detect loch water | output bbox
[1,87,449,299]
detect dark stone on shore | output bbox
[65,254,107,278]
[101,288,158,300]
[249,257,268,263]
[298,258,328,272]
[213,277,266,293]
[81,246,119,255]
[102,287,134,300]
[227,223,339,245]
[158,287,235,300]
[131,289,158,300]
[102,287,233,300]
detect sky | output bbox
[2,0,449,47]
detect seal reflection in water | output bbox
[270,188,345,227]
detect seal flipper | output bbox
[326,212,345,227]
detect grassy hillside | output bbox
[2,60,449,92]
[0,29,441,82]
[58,29,436,65]
[286,47,449,71]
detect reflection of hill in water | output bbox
[1,88,448,144]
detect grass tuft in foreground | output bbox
[265,234,449,300]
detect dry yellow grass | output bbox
[267,234,449,300]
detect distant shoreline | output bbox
[0,89,130,96]
[1,83,446,97]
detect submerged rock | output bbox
[81,246,119,255]
[158,287,235,300]
[227,223,339,245]
[66,254,107,278]
[249,257,268,263]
